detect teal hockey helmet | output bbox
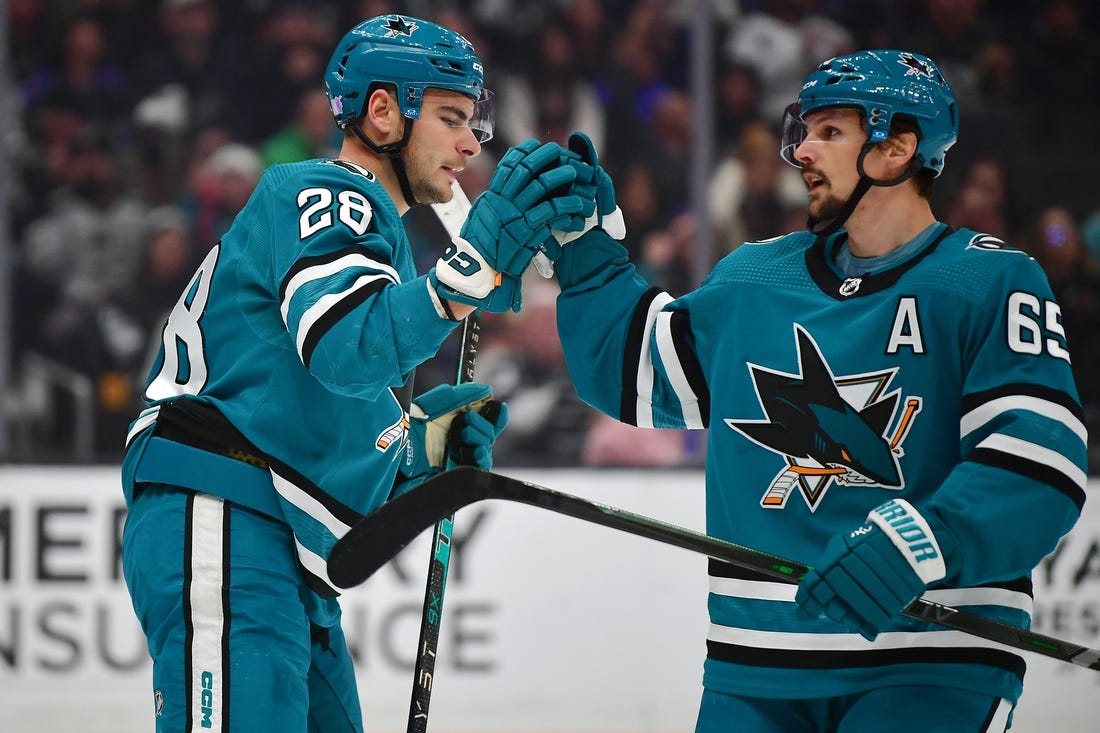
[780,50,957,176]
[324,14,493,141]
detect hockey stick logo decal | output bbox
[724,325,922,512]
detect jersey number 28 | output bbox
[145,244,220,400]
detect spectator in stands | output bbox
[941,156,1018,242]
[119,206,202,352]
[237,3,337,144]
[21,11,130,138]
[583,411,699,468]
[615,161,668,258]
[902,0,993,109]
[1022,205,1100,474]
[260,88,341,168]
[131,0,241,139]
[714,60,764,155]
[598,1,681,174]
[19,125,150,458]
[4,0,1100,473]
[21,125,148,351]
[476,277,593,467]
[723,0,853,120]
[707,118,806,252]
[494,16,606,152]
[179,139,262,249]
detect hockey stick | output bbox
[403,181,480,733]
[329,467,1100,672]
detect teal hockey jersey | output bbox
[557,226,1088,703]
[122,159,459,612]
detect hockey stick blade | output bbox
[329,467,1100,672]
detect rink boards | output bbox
[1,466,1097,732]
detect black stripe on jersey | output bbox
[266,456,363,528]
[667,309,711,428]
[962,382,1085,421]
[278,244,393,304]
[968,448,1086,511]
[620,287,666,425]
[707,559,1034,596]
[706,640,1026,681]
[300,277,386,368]
[805,227,953,301]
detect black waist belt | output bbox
[154,399,269,469]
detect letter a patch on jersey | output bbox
[724,325,922,512]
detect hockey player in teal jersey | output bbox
[551,51,1087,731]
[120,14,592,733]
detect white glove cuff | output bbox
[435,236,499,299]
[602,206,627,240]
[549,206,627,248]
[425,278,458,320]
[867,499,947,585]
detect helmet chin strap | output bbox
[350,117,419,207]
[807,144,923,237]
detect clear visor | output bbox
[405,88,495,143]
[469,88,495,143]
[779,102,807,168]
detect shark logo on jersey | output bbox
[724,325,922,512]
[376,415,409,451]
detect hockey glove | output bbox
[554,227,633,291]
[395,383,509,495]
[432,139,594,313]
[795,499,957,640]
[541,131,626,268]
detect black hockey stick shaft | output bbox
[407,315,479,733]
[408,181,479,733]
[329,467,1100,672]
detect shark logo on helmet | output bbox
[898,52,935,79]
[383,16,418,37]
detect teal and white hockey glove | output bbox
[794,499,957,640]
[432,139,594,313]
[540,131,625,268]
[395,383,509,495]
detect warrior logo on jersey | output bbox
[724,325,922,512]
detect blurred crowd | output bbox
[3,0,1099,471]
